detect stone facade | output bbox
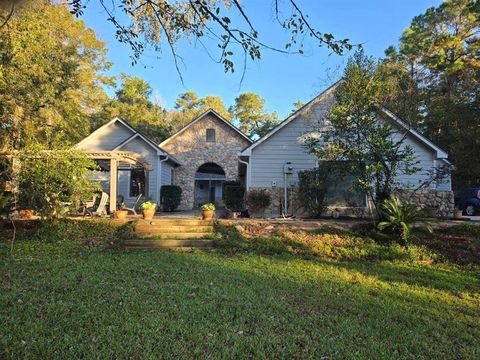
[249,186,454,219]
[161,112,251,210]
[394,189,454,218]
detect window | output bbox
[129,168,145,197]
[206,128,216,142]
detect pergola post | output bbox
[110,158,118,214]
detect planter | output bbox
[143,208,156,220]
[19,209,34,220]
[202,209,215,220]
[114,210,128,220]
[454,209,463,219]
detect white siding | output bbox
[118,137,159,203]
[77,122,133,150]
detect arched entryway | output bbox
[194,162,226,207]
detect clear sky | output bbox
[82,0,442,118]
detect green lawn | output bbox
[1,223,479,359]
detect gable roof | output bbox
[159,109,252,147]
[240,82,339,156]
[241,81,448,159]
[76,117,181,165]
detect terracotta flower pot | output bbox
[454,209,463,219]
[143,208,155,220]
[114,210,128,220]
[19,209,34,220]
[202,209,215,220]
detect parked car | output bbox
[454,188,480,216]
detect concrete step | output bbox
[132,232,213,240]
[136,219,214,226]
[124,239,213,249]
[133,225,213,233]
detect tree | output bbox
[98,75,171,143]
[17,146,100,219]
[231,93,279,138]
[0,0,112,150]
[167,91,232,131]
[58,0,353,79]
[305,50,420,212]
[291,100,305,114]
[384,0,480,186]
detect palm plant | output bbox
[378,196,433,245]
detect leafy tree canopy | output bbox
[231,92,279,138]
[97,74,171,143]
[0,0,112,150]
[305,50,420,211]
[382,0,480,187]
[167,91,231,131]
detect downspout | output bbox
[158,155,169,205]
[238,157,249,212]
[238,158,249,191]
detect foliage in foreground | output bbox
[214,224,437,263]
[0,218,134,247]
[378,197,433,245]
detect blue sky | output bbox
[82,0,441,118]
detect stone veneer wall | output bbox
[162,113,251,210]
[249,187,454,219]
[394,189,454,218]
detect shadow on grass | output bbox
[1,244,479,359]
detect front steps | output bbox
[122,218,214,249]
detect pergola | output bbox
[84,151,152,213]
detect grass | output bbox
[1,222,479,359]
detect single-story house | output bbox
[76,82,454,217]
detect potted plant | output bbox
[114,209,128,220]
[19,209,34,220]
[141,201,157,220]
[201,203,215,220]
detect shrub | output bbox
[224,185,245,210]
[17,146,100,219]
[141,201,157,211]
[297,163,336,217]
[378,196,433,246]
[201,203,215,211]
[247,189,271,213]
[160,185,182,212]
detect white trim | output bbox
[241,82,339,155]
[159,109,252,147]
[379,107,449,159]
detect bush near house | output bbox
[17,147,99,219]
[160,185,182,212]
[247,189,271,214]
[224,185,245,211]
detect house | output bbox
[76,83,454,217]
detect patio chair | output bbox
[85,192,109,217]
[122,193,143,216]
